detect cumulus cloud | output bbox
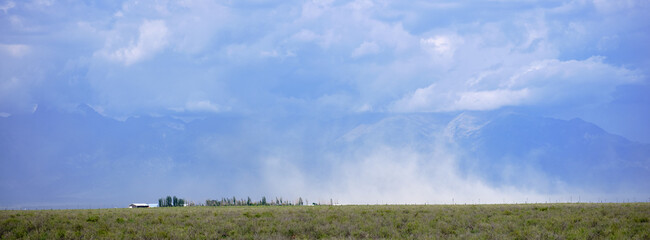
[100,20,169,66]
[505,57,638,90]
[420,35,456,58]
[391,56,639,112]
[392,86,530,113]
[0,0,647,132]
[452,89,531,111]
[351,41,380,58]
[8,0,643,117]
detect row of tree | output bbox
[158,195,186,207]
[205,196,307,206]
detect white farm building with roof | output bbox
[128,203,149,208]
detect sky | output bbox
[1,0,649,208]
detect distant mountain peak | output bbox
[75,104,102,117]
[444,112,486,141]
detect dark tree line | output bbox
[205,196,307,207]
[158,195,186,207]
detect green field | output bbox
[1,203,649,239]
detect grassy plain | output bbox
[1,203,649,239]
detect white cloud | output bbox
[102,20,169,65]
[355,103,373,112]
[0,1,15,13]
[392,86,531,112]
[592,0,644,13]
[300,0,334,19]
[418,2,462,9]
[390,56,639,112]
[0,44,30,57]
[184,100,223,113]
[259,49,295,58]
[421,36,452,54]
[347,0,375,11]
[503,57,639,104]
[450,89,531,111]
[31,0,53,7]
[289,29,341,49]
[168,1,230,54]
[351,41,380,58]
[291,29,319,42]
[259,50,279,57]
[2,0,646,119]
[390,84,441,112]
[420,35,459,60]
[505,56,638,88]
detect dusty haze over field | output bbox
[1,0,649,209]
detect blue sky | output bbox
[1,0,649,208]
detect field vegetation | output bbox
[1,203,649,239]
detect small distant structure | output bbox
[129,203,149,208]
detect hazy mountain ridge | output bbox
[1,105,648,207]
[450,113,650,191]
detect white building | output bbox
[128,203,149,208]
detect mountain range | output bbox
[1,105,648,208]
